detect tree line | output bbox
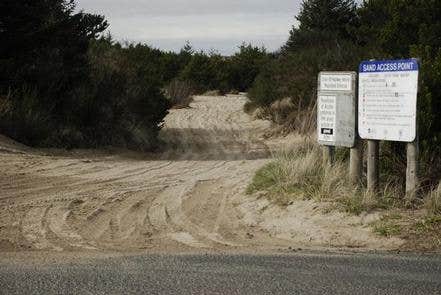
[0,0,269,150]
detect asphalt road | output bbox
[1,252,441,295]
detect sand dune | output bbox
[0,95,401,253]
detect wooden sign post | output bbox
[322,145,335,166]
[350,76,362,185]
[367,140,379,193]
[406,136,419,200]
[350,138,362,185]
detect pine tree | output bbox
[0,0,108,96]
[283,0,358,52]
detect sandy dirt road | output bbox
[0,95,401,253]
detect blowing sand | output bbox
[0,95,402,254]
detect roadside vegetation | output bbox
[247,0,441,188]
[247,136,441,250]
[247,137,401,215]
[246,0,441,249]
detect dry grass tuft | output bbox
[203,90,222,96]
[251,107,269,120]
[269,97,296,124]
[247,137,350,206]
[425,183,441,216]
[164,79,194,108]
[283,99,317,135]
[248,136,403,214]
[0,95,12,114]
[248,97,317,136]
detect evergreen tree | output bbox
[283,0,358,52]
[229,44,269,92]
[0,0,108,145]
[0,0,108,96]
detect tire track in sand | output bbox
[0,95,274,252]
[0,95,402,253]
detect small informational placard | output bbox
[358,59,419,142]
[318,95,336,142]
[317,72,356,147]
[320,74,352,92]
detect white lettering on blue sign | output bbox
[359,59,419,73]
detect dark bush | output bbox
[229,44,270,92]
[0,1,169,151]
[78,37,170,150]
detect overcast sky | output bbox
[75,0,302,55]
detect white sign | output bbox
[318,95,336,142]
[317,72,356,147]
[359,59,419,142]
[320,73,352,92]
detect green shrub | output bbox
[81,38,170,150]
[177,44,270,95]
[247,63,281,107]
[228,44,270,92]
[373,220,402,237]
[179,51,240,95]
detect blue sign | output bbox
[359,59,419,73]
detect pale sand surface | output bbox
[0,95,402,256]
